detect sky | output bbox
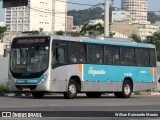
[0,0,160,21]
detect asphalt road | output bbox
[0,94,160,120]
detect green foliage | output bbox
[148,12,160,23]
[129,33,141,43]
[79,22,104,36]
[145,31,160,61]
[0,83,9,96]
[31,30,39,35]
[134,91,141,95]
[0,26,7,33]
[0,26,7,41]
[109,31,115,38]
[14,92,31,96]
[68,6,115,26]
[56,30,65,35]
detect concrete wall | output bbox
[0,43,9,83]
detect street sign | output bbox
[3,0,28,8]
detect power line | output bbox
[55,0,98,7]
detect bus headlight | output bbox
[39,74,48,84]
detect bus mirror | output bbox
[3,44,11,57]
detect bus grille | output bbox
[15,85,37,90]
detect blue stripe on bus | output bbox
[15,75,44,84]
[82,39,154,48]
[83,64,153,82]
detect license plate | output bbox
[22,88,30,91]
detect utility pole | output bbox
[104,0,109,37]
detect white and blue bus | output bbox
[5,35,157,99]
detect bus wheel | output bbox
[64,80,78,99]
[86,92,102,98]
[31,92,45,98]
[121,80,132,98]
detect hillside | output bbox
[67,7,160,25]
[148,12,160,23]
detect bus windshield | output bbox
[10,38,50,74]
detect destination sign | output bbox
[17,38,45,44]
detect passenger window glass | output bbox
[121,47,135,66]
[143,49,149,66]
[104,46,113,64]
[70,43,87,63]
[88,45,104,64]
[135,49,143,66]
[112,47,120,65]
[52,42,67,65]
[150,49,156,67]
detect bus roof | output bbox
[14,34,155,49]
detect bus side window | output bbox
[121,47,135,66]
[52,42,67,66]
[112,46,120,65]
[88,45,104,64]
[150,49,156,67]
[143,49,149,66]
[57,47,66,63]
[104,46,113,64]
[135,49,143,66]
[70,42,87,64]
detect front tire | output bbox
[64,80,78,99]
[31,92,45,98]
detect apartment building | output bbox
[121,0,148,21]
[139,24,160,39]
[112,11,131,23]
[5,0,67,32]
[88,19,104,25]
[66,16,73,31]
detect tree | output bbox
[56,30,65,35]
[31,30,39,35]
[153,31,160,40]
[80,22,104,36]
[67,6,115,26]
[148,12,160,23]
[129,33,141,43]
[0,26,7,42]
[145,31,160,61]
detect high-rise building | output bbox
[121,0,148,21]
[66,16,73,31]
[5,0,67,32]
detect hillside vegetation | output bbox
[68,7,160,25]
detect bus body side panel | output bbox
[133,83,155,91]
[50,64,83,92]
[50,66,68,92]
[133,66,156,91]
[82,64,155,92]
